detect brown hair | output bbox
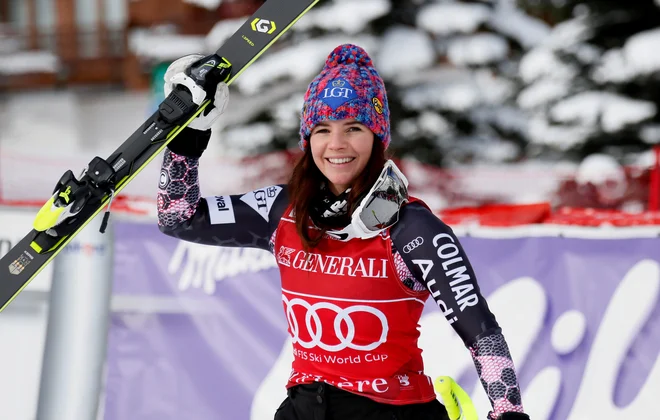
[287,136,387,249]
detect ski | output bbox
[0,0,319,312]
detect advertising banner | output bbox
[105,221,660,420]
[0,207,54,420]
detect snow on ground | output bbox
[293,0,390,35]
[0,51,59,75]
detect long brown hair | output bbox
[287,136,387,249]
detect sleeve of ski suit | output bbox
[390,202,526,419]
[157,149,289,251]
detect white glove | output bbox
[163,54,230,131]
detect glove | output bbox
[163,54,230,157]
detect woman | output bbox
[158,44,530,420]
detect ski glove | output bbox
[497,413,530,420]
[163,53,230,132]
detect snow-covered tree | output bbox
[516,0,660,163]
[211,0,550,167]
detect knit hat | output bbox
[299,44,390,151]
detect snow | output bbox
[519,48,577,83]
[417,112,451,137]
[575,154,626,186]
[488,3,551,49]
[540,16,591,51]
[293,0,390,35]
[471,106,528,137]
[623,28,660,75]
[403,81,482,112]
[527,115,594,150]
[271,93,306,131]
[0,51,59,75]
[550,92,657,133]
[205,18,248,51]
[234,35,378,95]
[594,29,660,83]
[183,0,222,10]
[128,29,206,61]
[517,79,571,109]
[473,70,516,104]
[0,37,20,54]
[640,124,660,145]
[220,123,275,157]
[447,33,509,66]
[416,2,490,36]
[376,26,435,79]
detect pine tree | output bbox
[214,0,550,169]
[516,0,660,163]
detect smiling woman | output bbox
[156,43,530,420]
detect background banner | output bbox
[105,221,660,420]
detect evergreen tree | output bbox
[515,0,660,163]
[214,0,550,168]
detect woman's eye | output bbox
[347,126,361,132]
[314,129,329,134]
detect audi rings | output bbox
[283,296,389,352]
[403,236,424,254]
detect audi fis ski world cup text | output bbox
[412,233,479,325]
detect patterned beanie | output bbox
[299,44,390,151]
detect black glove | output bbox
[166,127,211,158]
[497,413,530,420]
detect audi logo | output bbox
[403,237,424,254]
[283,296,389,352]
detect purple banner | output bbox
[105,222,660,420]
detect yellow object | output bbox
[434,376,479,420]
[33,197,65,232]
[58,186,72,203]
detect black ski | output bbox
[0,0,319,312]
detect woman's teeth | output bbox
[327,157,355,164]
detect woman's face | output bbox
[310,119,374,195]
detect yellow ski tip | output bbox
[434,376,479,420]
[33,197,64,232]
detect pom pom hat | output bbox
[299,44,390,151]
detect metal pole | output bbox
[36,215,113,420]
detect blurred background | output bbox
[2,0,660,215]
[2,1,660,420]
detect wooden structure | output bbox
[3,0,261,91]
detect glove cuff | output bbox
[497,413,530,420]
[166,127,211,158]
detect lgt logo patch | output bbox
[251,18,277,34]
